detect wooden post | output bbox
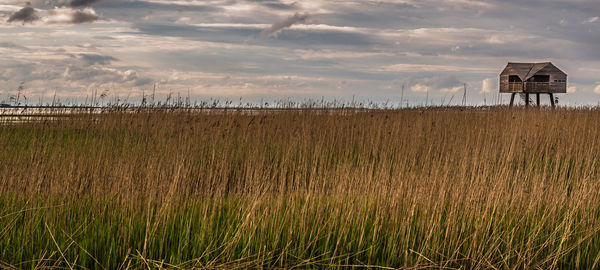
[536,93,540,107]
[549,93,555,107]
[525,93,530,107]
[509,93,516,107]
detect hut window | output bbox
[509,75,522,82]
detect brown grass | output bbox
[0,107,600,269]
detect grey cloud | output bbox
[79,54,117,65]
[24,0,68,9]
[246,0,298,10]
[0,52,151,96]
[87,0,222,26]
[70,0,101,7]
[6,4,99,25]
[261,2,296,10]
[427,75,464,90]
[62,64,152,88]
[133,22,376,48]
[0,42,29,50]
[46,8,100,24]
[70,10,99,23]
[94,0,221,13]
[261,12,308,37]
[7,6,39,23]
[273,30,376,47]
[1,62,63,83]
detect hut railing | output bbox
[525,82,550,92]
[508,82,523,92]
[508,82,550,92]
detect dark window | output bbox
[509,75,522,82]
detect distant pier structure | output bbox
[500,62,567,107]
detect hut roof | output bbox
[503,62,559,81]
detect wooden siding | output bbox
[500,75,510,92]
[550,82,567,93]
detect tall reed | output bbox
[1,107,600,269]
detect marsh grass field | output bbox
[1,107,600,269]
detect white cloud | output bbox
[442,0,494,8]
[411,84,429,92]
[44,7,99,24]
[485,34,508,44]
[480,78,496,93]
[0,4,23,12]
[594,85,600,94]
[176,17,191,24]
[403,75,464,94]
[290,24,366,33]
[440,85,463,93]
[559,18,567,25]
[567,86,577,93]
[585,17,599,23]
[293,49,393,60]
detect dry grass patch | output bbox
[1,108,600,269]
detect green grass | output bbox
[1,108,600,269]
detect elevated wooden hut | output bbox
[499,62,567,107]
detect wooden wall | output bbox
[541,65,567,93]
[499,75,510,92]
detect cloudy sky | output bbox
[1,0,600,106]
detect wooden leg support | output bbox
[549,93,555,107]
[536,93,540,107]
[525,93,530,107]
[509,93,516,107]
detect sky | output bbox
[1,0,600,106]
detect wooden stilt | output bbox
[549,93,555,107]
[509,93,516,107]
[525,93,530,107]
[536,93,540,107]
